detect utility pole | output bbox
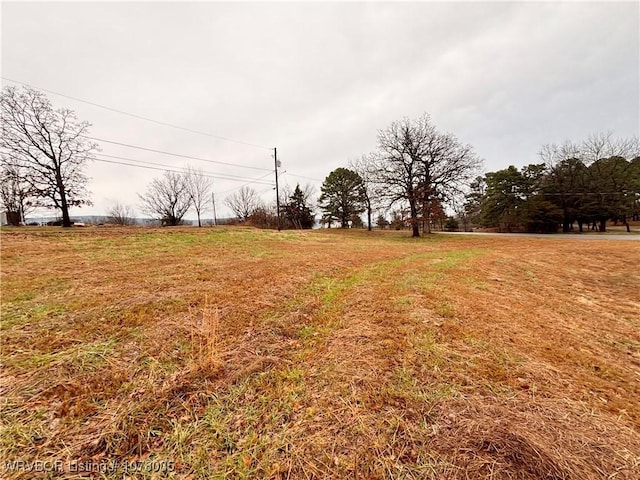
[274,147,281,231]
[211,191,218,226]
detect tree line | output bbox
[462,134,640,233]
[1,86,481,234]
[3,85,637,234]
[231,113,482,236]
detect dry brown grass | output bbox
[188,297,221,374]
[1,226,639,479]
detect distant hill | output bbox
[19,215,235,226]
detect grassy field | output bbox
[1,226,639,479]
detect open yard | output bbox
[1,227,639,479]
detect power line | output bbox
[1,76,272,150]
[83,135,272,172]
[511,192,638,196]
[2,77,325,190]
[538,192,636,196]
[257,185,276,195]
[93,157,274,186]
[283,171,323,183]
[2,77,325,206]
[93,157,192,176]
[94,152,273,183]
[217,171,275,194]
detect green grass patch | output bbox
[4,339,116,371]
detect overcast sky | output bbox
[2,1,639,220]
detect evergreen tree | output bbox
[318,168,366,228]
[284,184,315,229]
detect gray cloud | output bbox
[2,1,638,219]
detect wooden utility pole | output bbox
[274,147,281,231]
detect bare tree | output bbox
[225,186,259,222]
[108,201,136,225]
[539,140,581,169]
[138,171,191,226]
[301,183,317,209]
[580,132,639,165]
[368,113,481,236]
[185,165,212,227]
[280,182,315,204]
[0,162,39,225]
[0,86,97,227]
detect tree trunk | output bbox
[61,207,71,227]
[7,211,21,226]
[599,218,606,232]
[561,199,570,232]
[55,170,72,227]
[409,201,420,237]
[425,196,432,234]
[367,204,372,232]
[59,190,72,227]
